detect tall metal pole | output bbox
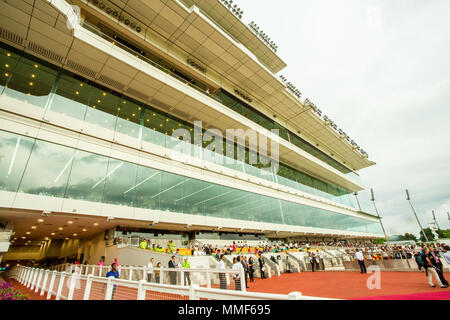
[353,192,362,211]
[448,212,450,221]
[432,210,441,230]
[370,188,388,240]
[406,189,428,242]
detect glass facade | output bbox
[0,130,382,234]
[0,43,356,208]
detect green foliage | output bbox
[399,233,417,241]
[373,238,386,244]
[437,229,450,239]
[420,228,436,242]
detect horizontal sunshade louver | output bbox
[27,41,64,63]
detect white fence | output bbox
[52,263,247,292]
[3,265,338,300]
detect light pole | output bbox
[432,210,441,230]
[406,189,428,242]
[370,188,388,240]
[353,192,362,211]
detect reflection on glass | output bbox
[0,131,34,192]
[1,130,382,234]
[18,139,76,197]
[65,150,109,202]
[0,45,359,208]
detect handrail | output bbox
[3,265,339,300]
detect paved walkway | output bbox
[246,271,450,299]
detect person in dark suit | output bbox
[240,256,249,288]
[248,257,255,282]
[258,254,266,279]
[309,252,317,272]
[168,255,177,285]
[429,246,448,287]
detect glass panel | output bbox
[2,52,56,108]
[0,129,382,235]
[49,74,87,119]
[160,171,189,212]
[115,98,141,139]
[0,131,34,192]
[102,158,138,207]
[65,150,109,203]
[18,139,76,197]
[134,165,161,210]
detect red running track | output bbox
[246,271,450,300]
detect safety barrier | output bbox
[2,265,339,300]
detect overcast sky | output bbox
[237,0,450,236]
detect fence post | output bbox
[83,275,93,300]
[30,268,38,290]
[137,280,146,300]
[180,270,185,286]
[20,266,26,282]
[159,269,164,284]
[129,266,133,281]
[189,284,199,300]
[46,271,57,300]
[105,277,113,300]
[21,267,28,284]
[35,269,44,292]
[25,268,32,287]
[40,270,50,296]
[55,272,66,300]
[67,272,78,300]
[206,270,211,288]
[240,268,246,292]
[17,266,23,282]
[27,267,34,286]
[288,292,303,300]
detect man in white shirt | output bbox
[355,249,367,274]
[443,245,450,265]
[218,255,227,289]
[232,256,244,291]
[147,257,154,282]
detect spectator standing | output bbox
[422,248,445,288]
[218,255,227,289]
[232,256,243,291]
[258,254,266,279]
[241,256,249,289]
[428,246,448,287]
[105,263,120,299]
[182,257,191,286]
[168,255,177,285]
[154,262,161,283]
[443,245,450,264]
[355,249,367,274]
[147,258,154,282]
[248,256,255,282]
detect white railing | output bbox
[116,237,140,248]
[4,265,338,300]
[52,264,247,291]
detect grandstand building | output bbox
[0,0,383,265]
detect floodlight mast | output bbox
[406,189,428,242]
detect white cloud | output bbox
[238,0,450,236]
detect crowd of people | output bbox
[84,238,450,295]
